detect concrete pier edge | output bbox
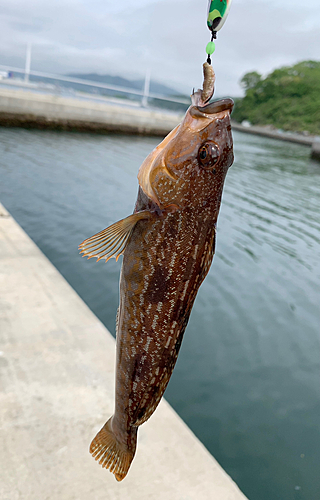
[1,87,319,151]
[0,202,248,500]
[311,140,320,161]
[0,87,183,136]
[231,121,315,147]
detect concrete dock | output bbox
[1,85,319,151]
[0,87,183,136]
[311,140,320,161]
[231,121,315,146]
[0,202,248,500]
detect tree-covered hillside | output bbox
[232,61,320,135]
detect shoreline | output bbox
[231,121,316,146]
[1,86,319,157]
[0,86,183,137]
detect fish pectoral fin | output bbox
[79,211,151,263]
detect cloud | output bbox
[0,0,319,96]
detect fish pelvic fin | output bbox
[90,418,137,481]
[79,211,151,263]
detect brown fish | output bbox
[79,64,234,481]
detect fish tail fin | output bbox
[89,417,137,482]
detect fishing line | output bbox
[205,0,233,65]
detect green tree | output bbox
[232,61,320,135]
[240,71,262,91]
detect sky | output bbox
[0,0,319,96]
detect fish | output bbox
[79,63,234,481]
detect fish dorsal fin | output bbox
[79,211,151,263]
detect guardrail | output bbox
[0,64,190,106]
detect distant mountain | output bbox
[67,73,184,97]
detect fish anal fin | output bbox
[79,211,151,263]
[90,418,137,481]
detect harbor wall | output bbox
[0,87,183,136]
[231,121,314,146]
[311,140,320,161]
[1,86,318,154]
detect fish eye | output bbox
[198,142,220,171]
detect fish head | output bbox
[137,98,234,213]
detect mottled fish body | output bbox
[80,65,234,481]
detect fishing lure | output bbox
[206,0,233,63]
[207,0,233,33]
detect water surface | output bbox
[0,127,319,500]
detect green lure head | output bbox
[207,0,233,33]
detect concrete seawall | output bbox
[311,140,320,161]
[1,87,319,154]
[231,121,315,146]
[0,202,248,500]
[0,87,183,136]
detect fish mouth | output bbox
[197,98,234,115]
